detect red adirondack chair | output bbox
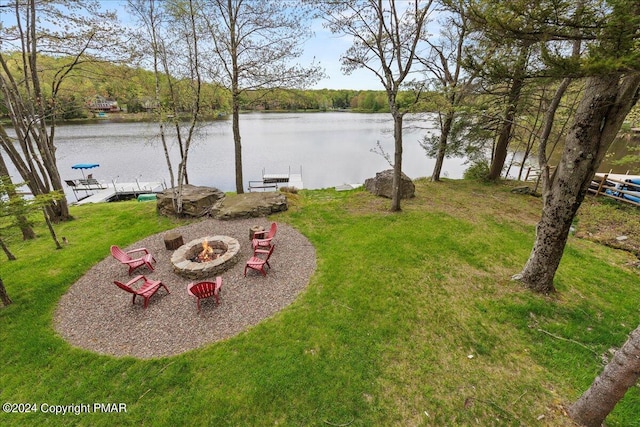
[110,245,156,275]
[113,275,170,309]
[187,277,223,312]
[244,245,275,277]
[252,222,277,250]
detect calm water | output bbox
[9,111,634,201]
[23,112,468,197]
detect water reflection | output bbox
[601,136,640,174]
[5,112,637,202]
[8,112,469,199]
[510,135,640,179]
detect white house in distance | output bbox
[87,95,120,113]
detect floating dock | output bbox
[71,180,166,205]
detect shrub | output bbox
[463,160,490,181]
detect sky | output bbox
[2,0,421,91]
[286,4,444,91]
[299,21,383,91]
[109,1,385,91]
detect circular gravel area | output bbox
[54,218,316,359]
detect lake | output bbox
[38,112,469,197]
[6,111,637,201]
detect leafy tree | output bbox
[54,94,87,120]
[0,0,126,222]
[418,0,482,181]
[451,3,640,422]
[0,175,64,306]
[201,0,323,193]
[315,0,434,211]
[125,97,146,114]
[462,1,640,421]
[128,0,203,215]
[507,0,640,295]
[0,146,34,240]
[362,91,383,112]
[455,1,570,181]
[332,90,354,109]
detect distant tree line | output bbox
[0,53,401,120]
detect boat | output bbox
[612,176,640,203]
[590,172,640,206]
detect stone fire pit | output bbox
[171,235,240,279]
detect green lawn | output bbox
[1,179,639,426]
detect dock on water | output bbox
[248,166,304,192]
[70,180,166,205]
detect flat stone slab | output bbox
[157,185,225,217]
[210,192,287,220]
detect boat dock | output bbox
[69,180,166,205]
[248,167,304,192]
[65,163,165,204]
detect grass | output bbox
[1,179,639,426]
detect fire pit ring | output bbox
[171,235,240,279]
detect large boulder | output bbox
[210,192,288,220]
[156,185,225,217]
[364,169,415,199]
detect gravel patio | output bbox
[54,218,316,359]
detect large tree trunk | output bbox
[488,103,518,181]
[431,110,454,182]
[487,43,529,181]
[0,276,12,306]
[568,324,640,427]
[229,7,244,196]
[391,111,404,212]
[232,99,244,194]
[0,238,16,261]
[517,74,640,293]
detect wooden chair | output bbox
[113,275,170,309]
[244,245,275,277]
[187,277,223,312]
[110,245,156,275]
[252,222,277,251]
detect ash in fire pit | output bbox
[171,235,240,279]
